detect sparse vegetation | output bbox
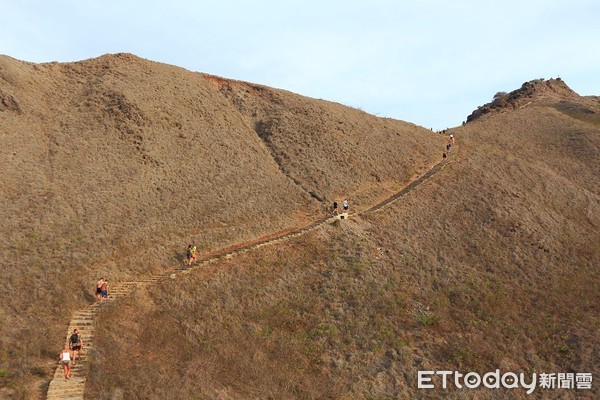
[0,56,598,399]
[493,91,508,101]
[84,77,600,398]
[0,53,443,398]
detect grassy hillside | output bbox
[0,53,442,398]
[86,82,599,399]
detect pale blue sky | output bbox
[1,0,598,129]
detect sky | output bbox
[1,0,599,129]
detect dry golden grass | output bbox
[0,53,442,398]
[85,87,598,399]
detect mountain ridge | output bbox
[0,53,598,399]
[0,52,446,398]
[466,77,600,123]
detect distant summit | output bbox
[466,78,582,123]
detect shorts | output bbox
[101,290,108,298]
[96,288,102,295]
[72,345,81,351]
[343,206,349,211]
[62,360,70,366]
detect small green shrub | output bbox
[416,312,441,327]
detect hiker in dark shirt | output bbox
[69,328,84,365]
[95,277,104,303]
[100,280,108,302]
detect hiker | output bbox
[95,277,104,303]
[59,345,73,380]
[342,199,349,212]
[449,134,455,144]
[100,280,108,302]
[442,150,448,160]
[446,143,451,152]
[332,201,339,215]
[69,329,83,365]
[186,244,197,266]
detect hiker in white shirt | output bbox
[59,345,73,380]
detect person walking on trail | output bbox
[59,345,73,380]
[96,277,104,303]
[332,201,339,215]
[449,134,455,145]
[69,328,83,365]
[100,280,109,302]
[186,244,197,266]
[442,150,448,160]
[342,199,349,213]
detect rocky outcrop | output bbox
[0,90,21,113]
[466,78,579,123]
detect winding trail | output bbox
[45,148,455,400]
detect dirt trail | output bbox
[45,146,456,400]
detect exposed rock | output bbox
[466,78,580,123]
[0,90,21,113]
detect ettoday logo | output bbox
[418,370,593,394]
[418,370,537,394]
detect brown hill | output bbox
[0,53,443,398]
[85,80,599,399]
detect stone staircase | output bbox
[45,149,455,399]
[46,279,162,399]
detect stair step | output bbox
[67,330,94,334]
[54,361,88,367]
[53,374,85,380]
[48,378,85,386]
[54,367,86,371]
[53,371,85,376]
[49,375,85,381]
[54,369,86,376]
[48,396,83,400]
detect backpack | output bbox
[70,333,79,345]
